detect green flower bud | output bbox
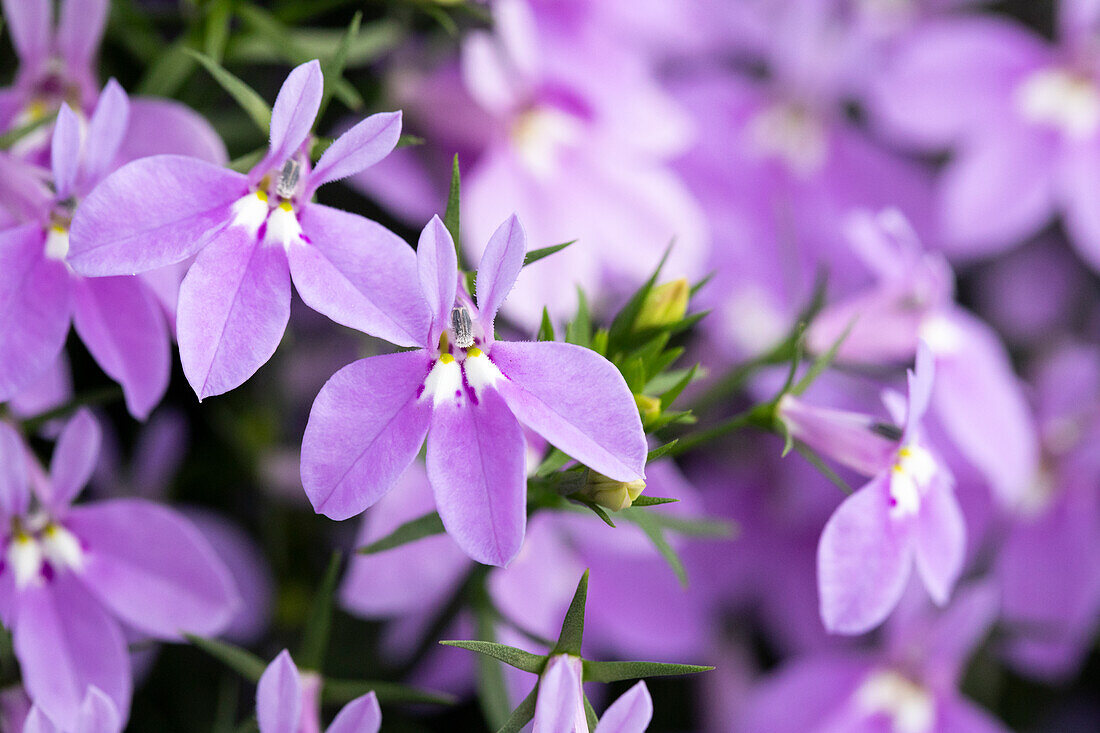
[635,278,690,331]
[582,471,646,511]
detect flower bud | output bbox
[635,393,661,423]
[635,278,690,331]
[581,472,646,511]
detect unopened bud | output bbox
[635,278,690,331]
[582,472,646,511]
[635,394,661,423]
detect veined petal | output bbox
[492,341,646,482]
[533,655,584,733]
[818,476,914,635]
[74,687,122,733]
[301,351,432,520]
[291,204,429,348]
[80,79,130,190]
[65,499,241,640]
[0,224,71,402]
[0,0,51,68]
[57,0,109,70]
[417,216,457,348]
[307,111,402,192]
[904,341,935,439]
[594,682,653,733]
[256,650,302,733]
[71,274,170,419]
[426,387,526,567]
[267,60,323,168]
[67,155,246,276]
[326,692,382,733]
[51,104,81,202]
[475,214,525,331]
[13,573,131,732]
[23,706,60,733]
[45,409,100,514]
[0,421,30,518]
[122,98,228,165]
[912,478,966,606]
[177,227,291,399]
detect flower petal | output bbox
[291,203,429,348]
[57,0,109,70]
[0,422,29,518]
[913,478,966,606]
[533,655,583,733]
[46,409,100,513]
[74,687,122,733]
[475,214,525,331]
[0,224,71,401]
[301,351,432,520]
[71,275,169,419]
[267,60,323,168]
[904,340,935,439]
[417,215,457,348]
[256,650,302,733]
[51,104,81,201]
[326,692,382,733]
[65,498,241,640]
[594,681,653,733]
[0,0,51,68]
[122,98,228,165]
[80,79,129,190]
[307,111,402,192]
[67,155,246,277]
[491,341,646,481]
[426,387,526,567]
[13,573,131,732]
[818,476,914,634]
[22,706,60,733]
[177,227,291,399]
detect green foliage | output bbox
[356,510,446,554]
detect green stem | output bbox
[669,403,775,457]
[19,386,124,433]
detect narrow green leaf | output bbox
[535,447,573,477]
[658,364,698,409]
[646,440,678,463]
[229,147,267,174]
[136,40,197,97]
[642,512,735,539]
[590,329,609,356]
[496,688,538,733]
[582,659,714,683]
[584,695,598,732]
[537,308,556,342]
[791,317,855,396]
[0,112,56,150]
[318,11,362,119]
[184,49,272,134]
[564,289,592,348]
[322,677,455,706]
[422,3,460,36]
[793,441,853,495]
[690,271,715,296]
[606,248,671,354]
[523,240,575,267]
[396,133,425,148]
[552,570,589,657]
[298,551,342,670]
[357,511,445,554]
[625,510,687,587]
[630,496,678,507]
[203,0,233,62]
[569,497,615,527]
[443,155,466,269]
[474,598,511,729]
[438,641,546,674]
[186,635,267,682]
[226,21,401,67]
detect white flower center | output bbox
[229,191,303,250]
[511,106,583,179]
[420,347,505,408]
[4,522,84,589]
[40,523,84,573]
[746,102,827,175]
[6,533,44,589]
[44,225,71,261]
[888,444,937,518]
[264,202,304,249]
[918,314,962,356]
[855,670,936,733]
[229,191,271,238]
[1016,67,1100,140]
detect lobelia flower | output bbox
[740,583,1008,733]
[779,342,966,634]
[256,650,381,733]
[0,0,225,164]
[22,687,120,733]
[301,214,647,566]
[0,411,240,728]
[533,657,652,733]
[0,86,173,419]
[66,60,410,399]
[870,0,1100,268]
[806,209,1040,508]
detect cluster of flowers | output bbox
[1,0,1099,731]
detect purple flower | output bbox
[66,60,409,399]
[533,656,652,733]
[0,87,172,418]
[256,650,380,733]
[301,214,647,566]
[22,687,120,733]
[0,411,240,728]
[780,343,966,634]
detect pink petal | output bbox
[290,203,428,348]
[426,387,526,567]
[65,498,240,640]
[327,692,382,733]
[22,706,60,733]
[307,111,402,192]
[475,214,526,332]
[79,78,129,190]
[74,687,121,733]
[533,655,584,733]
[904,341,935,438]
[417,216,457,348]
[912,479,966,605]
[50,104,81,201]
[491,341,646,481]
[176,227,291,399]
[256,650,302,733]
[301,351,432,520]
[1058,138,1100,270]
[594,682,652,733]
[267,60,323,168]
[45,408,99,513]
[0,422,29,518]
[57,0,109,70]
[0,0,51,68]
[817,476,914,634]
[71,275,170,419]
[122,98,228,165]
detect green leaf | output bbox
[590,329,609,356]
[620,357,646,394]
[582,659,714,683]
[186,635,267,682]
[228,147,266,173]
[642,512,735,539]
[523,240,575,267]
[318,11,362,119]
[623,509,687,587]
[438,641,546,674]
[570,497,615,527]
[474,597,511,729]
[793,442,854,495]
[535,447,573,477]
[790,317,855,397]
[552,570,589,657]
[297,551,342,670]
[606,248,670,355]
[396,133,425,148]
[537,308,556,342]
[322,677,455,706]
[228,21,402,66]
[0,112,56,150]
[658,364,699,409]
[584,695,599,731]
[184,49,272,134]
[357,511,445,554]
[630,496,678,507]
[564,289,592,348]
[645,440,678,463]
[136,39,198,97]
[203,0,233,62]
[496,688,538,733]
[443,155,465,269]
